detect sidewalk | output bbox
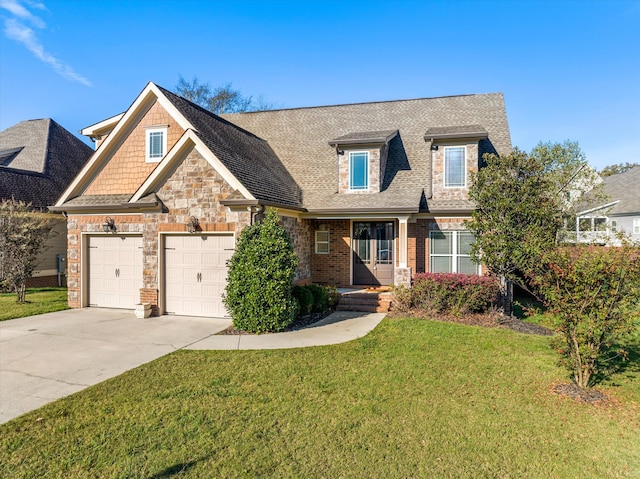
[185,311,386,350]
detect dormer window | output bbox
[349,151,369,190]
[444,146,466,187]
[146,126,168,162]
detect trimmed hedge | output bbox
[393,273,499,316]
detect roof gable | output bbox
[0,119,93,209]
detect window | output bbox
[634,219,640,235]
[146,126,167,162]
[444,146,466,187]
[349,151,369,190]
[430,230,479,274]
[610,220,617,232]
[315,230,330,254]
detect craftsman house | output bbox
[52,82,511,316]
[0,119,93,287]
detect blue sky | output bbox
[1,0,638,170]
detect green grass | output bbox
[0,287,69,321]
[1,318,638,478]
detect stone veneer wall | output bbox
[310,219,351,287]
[280,216,312,284]
[66,147,252,315]
[338,147,382,194]
[431,142,479,201]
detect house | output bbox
[52,82,511,317]
[573,166,640,245]
[0,119,93,287]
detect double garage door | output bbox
[87,234,233,317]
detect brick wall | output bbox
[310,219,351,286]
[85,101,184,195]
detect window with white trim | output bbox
[349,151,369,190]
[315,230,330,254]
[146,126,167,162]
[634,218,640,235]
[430,230,479,274]
[444,146,466,187]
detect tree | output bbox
[466,148,562,314]
[599,162,640,177]
[176,75,274,114]
[531,245,640,388]
[466,141,600,315]
[0,200,62,303]
[223,208,299,333]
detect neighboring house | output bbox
[52,82,511,317]
[0,119,93,287]
[572,166,640,245]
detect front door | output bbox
[352,222,394,285]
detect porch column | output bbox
[397,216,409,268]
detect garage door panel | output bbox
[164,234,233,317]
[88,236,143,309]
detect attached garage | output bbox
[163,234,234,317]
[87,235,143,309]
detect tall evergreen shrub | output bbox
[224,208,299,333]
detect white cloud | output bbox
[0,0,91,86]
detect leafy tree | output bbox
[599,162,640,177]
[531,245,640,388]
[223,208,299,333]
[466,141,598,315]
[0,200,62,303]
[466,148,562,314]
[176,75,274,114]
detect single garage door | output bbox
[88,235,143,309]
[164,234,234,317]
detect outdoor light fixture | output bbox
[102,217,116,233]
[187,216,200,233]
[430,144,439,151]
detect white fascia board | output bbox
[577,200,620,217]
[130,129,254,203]
[80,113,125,137]
[56,82,196,207]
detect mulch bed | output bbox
[551,382,610,404]
[217,311,331,335]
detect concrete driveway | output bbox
[0,308,230,424]
[0,308,385,424]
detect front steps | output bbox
[337,291,392,313]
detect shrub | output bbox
[324,285,340,310]
[293,285,314,316]
[307,284,328,313]
[224,208,299,333]
[530,245,640,388]
[391,284,412,312]
[411,273,499,316]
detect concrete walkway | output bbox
[0,308,384,423]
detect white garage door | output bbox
[164,234,234,317]
[88,235,143,309]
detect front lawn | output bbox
[0,287,68,321]
[1,318,638,478]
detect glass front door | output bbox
[352,222,394,285]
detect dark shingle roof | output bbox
[156,86,302,208]
[0,119,94,209]
[328,130,398,146]
[222,94,511,212]
[424,124,488,140]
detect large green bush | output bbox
[531,245,640,388]
[224,208,299,333]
